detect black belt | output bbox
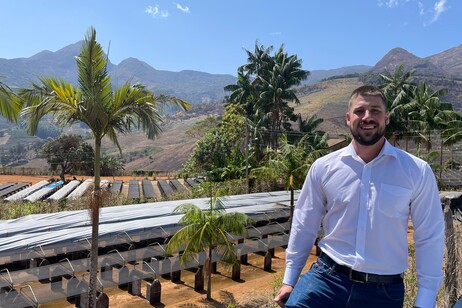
[318,252,403,284]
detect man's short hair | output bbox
[348,85,387,111]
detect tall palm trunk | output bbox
[206,246,213,300]
[88,138,102,307]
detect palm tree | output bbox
[241,41,273,77]
[408,83,451,151]
[0,78,21,122]
[441,113,462,146]
[379,64,417,148]
[251,133,328,228]
[224,68,256,119]
[165,190,254,300]
[19,27,190,307]
[257,46,309,148]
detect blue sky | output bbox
[0,0,460,75]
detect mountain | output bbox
[110,58,237,104]
[425,45,462,78]
[369,47,452,77]
[304,65,371,84]
[0,42,236,105]
[1,41,371,104]
[364,45,462,107]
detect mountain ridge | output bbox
[1,42,461,106]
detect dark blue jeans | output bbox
[285,260,405,308]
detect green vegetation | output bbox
[40,134,94,180]
[165,189,254,300]
[0,78,21,122]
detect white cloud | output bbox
[430,0,447,23]
[378,0,399,7]
[145,5,169,18]
[145,5,159,16]
[378,0,413,8]
[379,0,449,25]
[418,1,425,15]
[176,3,190,13]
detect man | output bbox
[274,85,444,308]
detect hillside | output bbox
[365,45,462,108]
[1,43,462,173]
[96,77,358,173]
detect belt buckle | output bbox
[348,269,367,283]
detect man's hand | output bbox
[274,284,293,307]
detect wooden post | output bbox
[239,239,248,264]
[171,258,181,282]
[146,279,162,305]
[118,266,130,289]
[66,276,79,302]
[444,203,458,308]
[128,270,142,296]
[38,258,50,283]
[232,262,241,281]
[264,250,272,272]
[211,261,218,274]
[194,266,204,291]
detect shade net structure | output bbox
[4,180,49,202]
[66,179,94,200]
[47,180,81,201]
[24,180,64,203]
[141,180,155,199]
[0,190,297,307]
[127,179,140,199]
[157,179,174,197]
[0,182,31,199]
[169,179,186,192]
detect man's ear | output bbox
[346,112,350,126]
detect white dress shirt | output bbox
[283,140,444,308]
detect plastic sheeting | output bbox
[47,180,81,201]
[24,180,64,202]
[66,179,93,199]
[4,180,50,202]
[0,190,298,254]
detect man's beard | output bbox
[350,124,385,146]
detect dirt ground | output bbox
[38,248,318,308]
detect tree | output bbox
[100,156,125,177]
[408,83,451,151]
[165,190,254,300]
[257,45,309,138]
[40,134,94,180]
[251,133,328,227]
[0,78,21,122]
[19,27,190,307]
[181,128,233,181]
[8,142,27,162]
[224,44,309,149]
[224,68,256,119]
[379,64,417,147]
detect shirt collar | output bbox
[339,139,398,160]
